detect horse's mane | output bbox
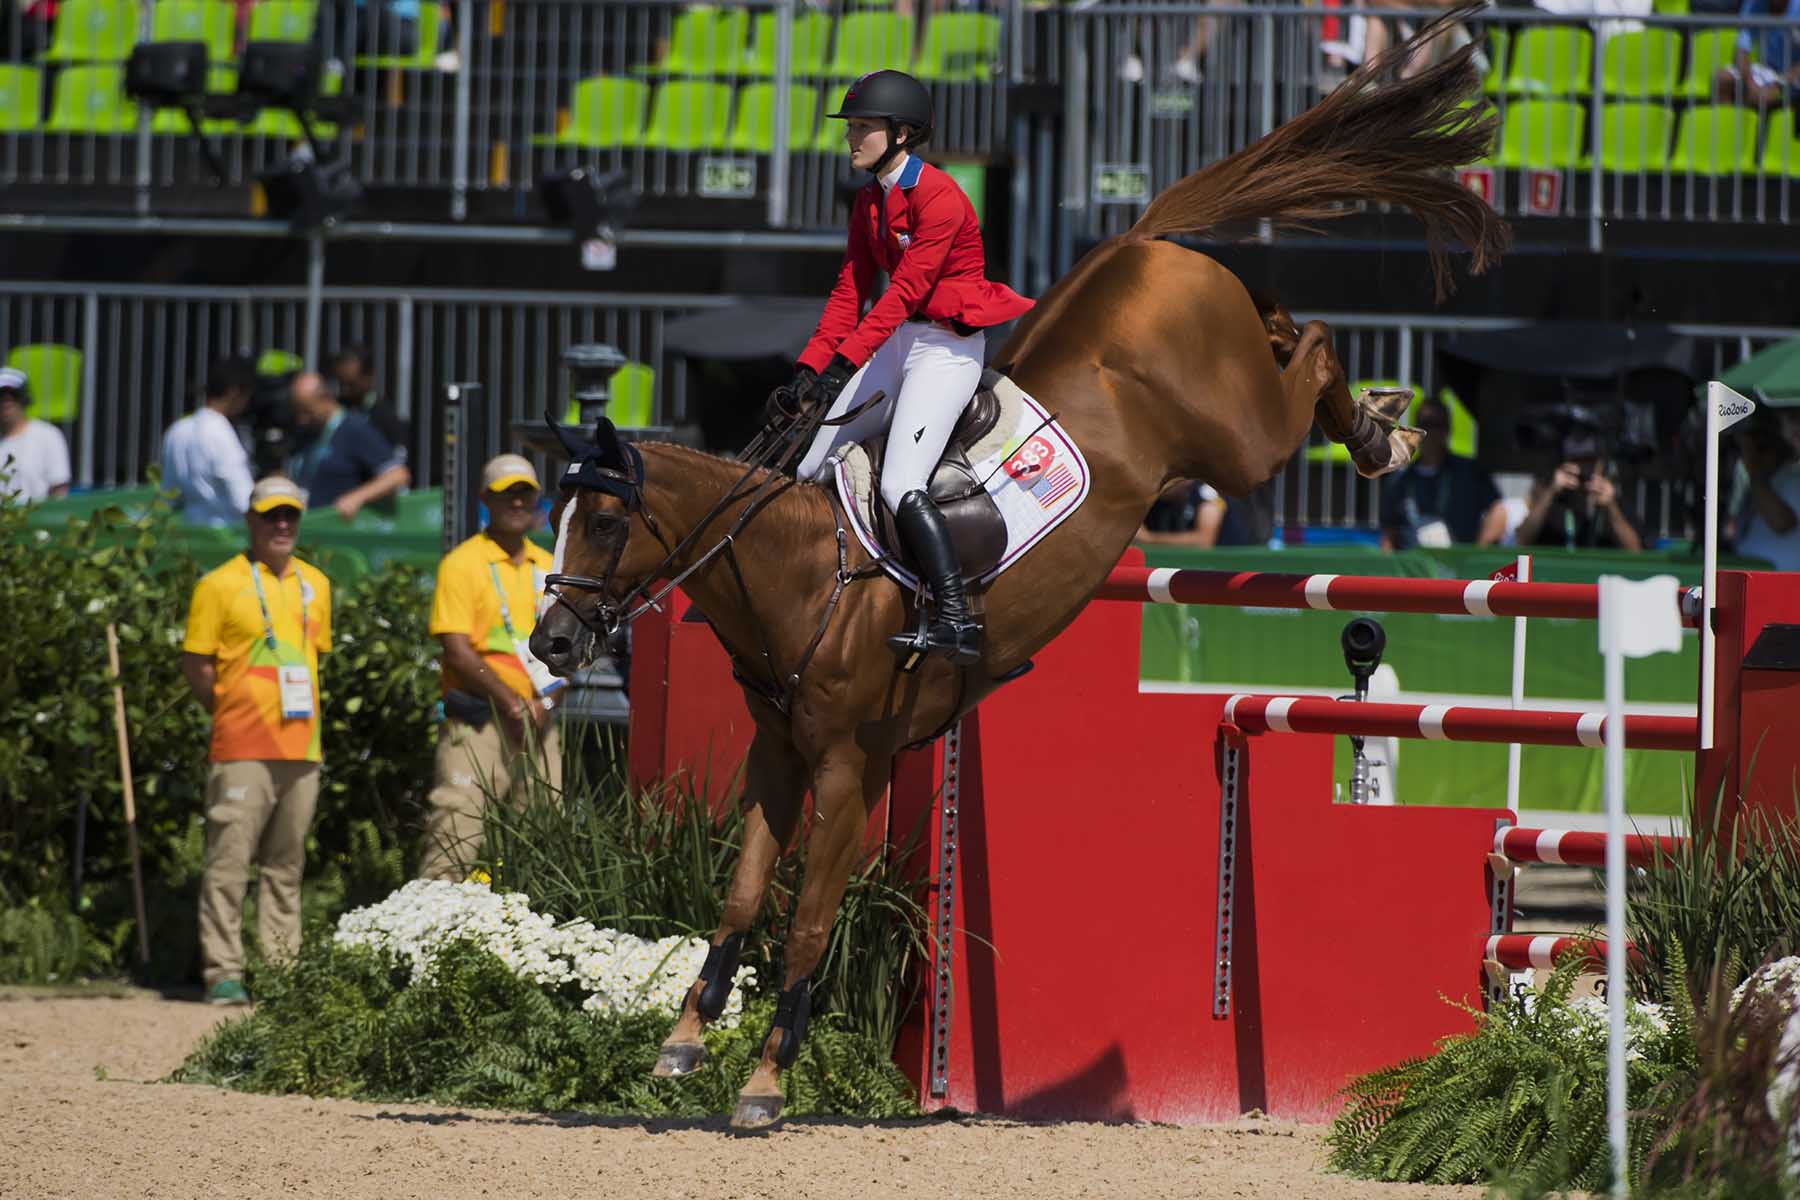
[1124,4,1509,300]
[637,440,838,556]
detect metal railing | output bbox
[7,280,1792,543]
[0,281,728,488]
[1057,4,1799,248]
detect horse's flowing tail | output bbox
[1126,5,1511,299]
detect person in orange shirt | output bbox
[180,475,332,1005]
[417,454,562,881]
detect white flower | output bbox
[332,880,753,1026]
[85,598,105,615]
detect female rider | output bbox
[783,69,1033,666]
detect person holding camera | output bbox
[417,454,563,882]
[1514,428,1643,552]
[1729,412,1800,571]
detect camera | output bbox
[246,360,301,477]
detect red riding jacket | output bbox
[798,156,1034,374]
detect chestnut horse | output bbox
[531,13,1509,1129]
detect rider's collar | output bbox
[877,154,923,192]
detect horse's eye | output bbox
[588,512,625,538]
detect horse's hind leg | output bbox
[1249,290,1302,368]
[730,743,877,1130]
[1291,319,1423,479]
[653,726,806,1078]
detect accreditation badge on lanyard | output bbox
[493,564,565,697]
[253,561,315,720]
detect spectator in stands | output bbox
[179,475,331,1005]
[0,365,71,504]
[1715,0,1800,107]
[1513,427,1644,551]
[417,454,561,882]
[1729,410,1800,569]
[1378,397,1506,550]
[1138,480,1226,547]
[161,356,258,527]
[287,371,409,519]
[330,343,409,453]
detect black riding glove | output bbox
[815,354,858,406]
[763,365,818,428]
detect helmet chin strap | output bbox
[867,118,906,176]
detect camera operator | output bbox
[1514,425,1643,552]
[1729,411,1800,571]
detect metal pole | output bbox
[303,231,325,369]
[450,0,475,221]
[1588,18,1604,253]
[1506,554,1530,814]
[766,0,794,229]
[79,292,99,487]
[1601,618,1627,1199]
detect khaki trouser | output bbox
[417,717,563,882]
[200,760,319,988]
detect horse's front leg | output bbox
[731,742,878,1129]
[653,726,806,1077]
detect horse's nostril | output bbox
[546,636,573,660]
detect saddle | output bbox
[848,368,1012,587]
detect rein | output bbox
[543,393,889,713]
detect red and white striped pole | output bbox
[1493,826,1682,869]
[1484,933,1638,971]
[1098,566,1701,626]
[1222,695,1698,751]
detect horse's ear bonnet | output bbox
[547,414,644,506]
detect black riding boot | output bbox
[885,489,983,666]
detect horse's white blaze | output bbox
[540,497,577,619]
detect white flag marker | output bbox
[1702,382,1755,751]
[1597,573,1683,1198]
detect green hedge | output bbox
[0,491,436,981]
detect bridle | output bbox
[539,389,889,710]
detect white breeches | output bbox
[797,322,987,513]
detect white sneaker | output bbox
[434,49,462,72]
[1171,56,1202,85]
[1121,53,1144,84]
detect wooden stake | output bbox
[105,624,152,970]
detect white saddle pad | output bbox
[832,375,1092,590]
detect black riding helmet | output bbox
[826,70,934,174]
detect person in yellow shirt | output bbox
[180,476,332,1005]
[418,454,563,880]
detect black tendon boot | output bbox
[885,489,983,666]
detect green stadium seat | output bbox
[151,0,237,63]
[726,82,819,153]
[356,1,444,69]
[1600,28,1680,98]
[7,344,84,423]
[536,76,648,148]
[633,6,749,76]
[823,12,914,79]
[1668,103,1761,174]
[41,0,140,62]
[1680,28,1741,99]
[150,66,241,133]
[638,80,733,151]
[0,65,43,131]
[1491,98,1585,168]
[242,64,343,138]
[256,348,304,375]
[812,102,848,153]
[1762,111,1800,176]
[246,0,318,43]
[743,11,833,77]
[563,362,654,428]
[1503,26,1593,97]
[1580,101,1674,171]
[44,66,139,133]
[1652,0,1689,12]
[1481,27,1509,96]
[914,12,1002,83]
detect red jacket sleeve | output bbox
[798,197,877,374]
[832,184,962,369]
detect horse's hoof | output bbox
[1358,386,1414,426]
[730,1092,785,1130]
[652,1042,707,1078]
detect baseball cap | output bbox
[482,453,541,493]
[248,475,306,514]
[0,367,27,396]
